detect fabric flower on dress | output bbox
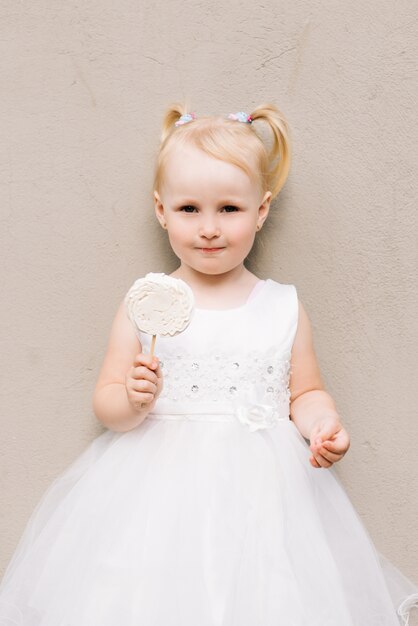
[232,383,289,433]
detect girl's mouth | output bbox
[199,247,225,253]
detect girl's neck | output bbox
[169,265,261,309]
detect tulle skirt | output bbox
[0,415,417,626]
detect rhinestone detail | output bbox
[156,350,291,406]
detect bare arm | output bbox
[289,299,351,469]
[92,298,161,433]
[289,299,340,441]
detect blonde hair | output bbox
[153,103,292,200]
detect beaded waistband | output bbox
[147,413,238,423]
[146,411,291,432]
[148,394,291,433]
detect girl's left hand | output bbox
[308,415,350,469]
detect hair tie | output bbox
[227,111,253,124]
[174,112,197,127]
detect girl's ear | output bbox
[154,191,166,228]
[257,191,272,229]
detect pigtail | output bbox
[249,103,292,198]
[160,101,191,144]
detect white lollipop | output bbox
[125,272,195,357]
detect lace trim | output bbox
[156,349,291,408]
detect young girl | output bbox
[0,104,417,626]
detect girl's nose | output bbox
[198,218,220,238]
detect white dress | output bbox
[0,277,417,626]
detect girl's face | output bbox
[154,144,271,277]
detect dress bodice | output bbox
[136,278,299,426]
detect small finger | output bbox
[321,439,349,457]
[132,379,157,394]
[132,391,154,405]
[314,445,341,463]
[312,450,333,468]
[309,455,321,468]
[132,366,158,384]
[134,353,159,369]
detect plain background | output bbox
[1,0,417,604]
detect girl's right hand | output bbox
[125,353,163,412]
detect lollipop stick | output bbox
[150,334,157,358]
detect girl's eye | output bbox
[178,205,240,213]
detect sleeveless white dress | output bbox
[0,277,417,626]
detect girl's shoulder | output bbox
[263,277,300,332]
[264,277,298,301]
[259,277,299,323]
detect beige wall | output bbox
[1,0,417,596]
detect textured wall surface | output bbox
[1,0,417,602]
